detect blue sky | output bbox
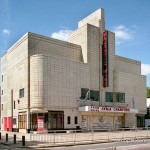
[0,0,150,86]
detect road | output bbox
[1,139,150,150]
[0,143,9,150]
[35,139,150,150]
[0,143,32,150]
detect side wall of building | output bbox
[114,56,146,127]
[1,34,29,131]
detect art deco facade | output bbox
[1,8,146,133]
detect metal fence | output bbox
[30,127,150,145]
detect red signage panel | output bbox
[4,117,7,131]
[102,31,109,87]
[7,117,12,131]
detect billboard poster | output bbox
[37,116,44,131]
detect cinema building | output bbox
[1,8,146,133]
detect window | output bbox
[116,93,125,103]
[80,88,99,101]
[19,88,24,98]
[2,104,3,111]
[2,75,3,82]
[90,90,99,101]
[106,92,113,102]
[1,90,3,95]
[106,92,125,103]
[80,88,89,99]
[67,116,71,124]
[13,118,16,125]
[137,116,145,127]
[145,108,150,119]
[74,116,78,124]
[19,114,26,129]
[14,101,15,109]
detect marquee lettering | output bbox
[90,106,130,112]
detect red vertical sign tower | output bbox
[102,31,109,87]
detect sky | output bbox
[0,0,150,86]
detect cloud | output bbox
[141,64,150,75]
[112,25,134,45]
[51,30,72,41]
[2,29,10,35]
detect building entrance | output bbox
[48,111,64,129]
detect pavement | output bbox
[0,130,113,149]
[0,138,112,149]
[0,131,112,149]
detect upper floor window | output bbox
[2,104,3,111]
[105,92,125,103]
[106,92,113,102]
[116,93,125,103]
[14,101,15,109]
[1,90,3,95]
[80,88,89,100]
[90,90,99,101]
[80,88,99,101]
[19,88,24,98]
[2,75,3,82]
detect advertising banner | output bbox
[37,116,44,131]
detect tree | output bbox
[147,87,150,98]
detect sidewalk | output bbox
[0,138,112,149]
[0,130,31,149]
[0,130,113,149]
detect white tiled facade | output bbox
[1,8,146,133]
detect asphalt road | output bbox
[35,139,150,150]
[1,139,150,150]
[0,143,32,150]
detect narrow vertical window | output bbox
[1,90,3,95]
[67,116,71,124]
[74,116,78,124]
[2,104,3,110]
[14,101,15,109]
[19,88,24,98]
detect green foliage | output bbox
[147,87,150,98]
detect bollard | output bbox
[22,136,25,146]
[14,134,16,144]
[0,132,1,140]
[6,133,8,142]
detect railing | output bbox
[30,127,150,146]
